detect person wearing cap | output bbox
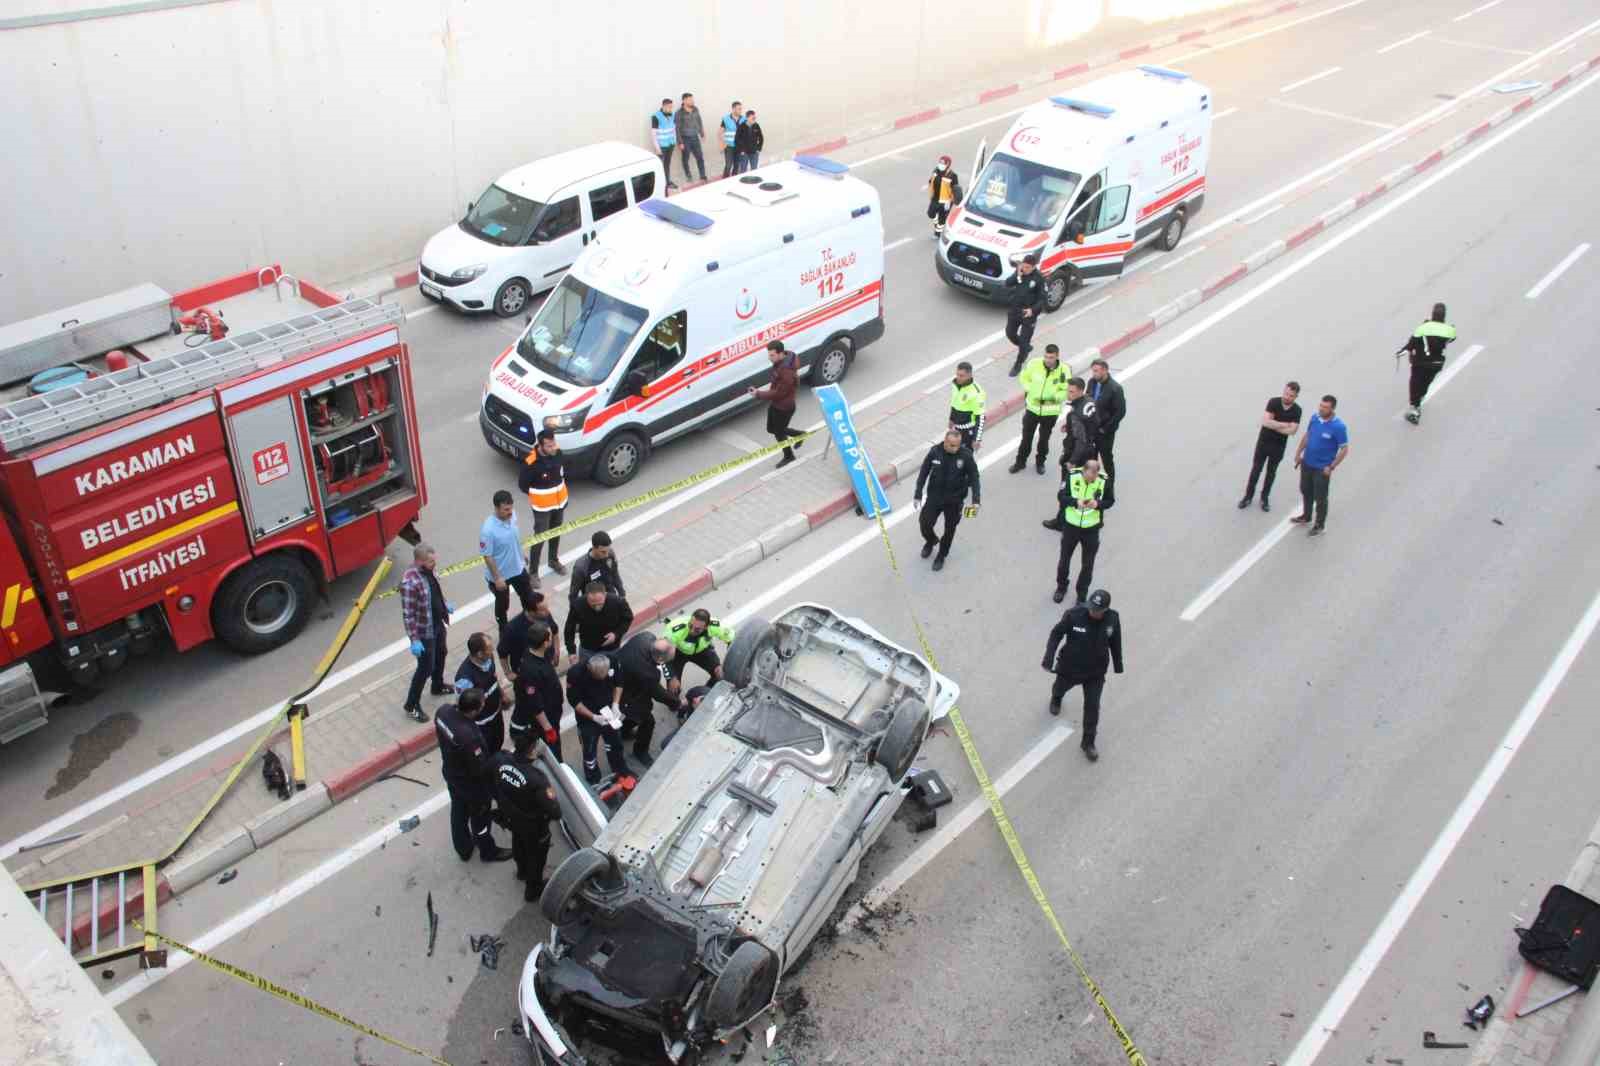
[927,155,962,236]
[519,429,569,584]
[453,632,507,753]
[663,608,735,685]
[1003,254,1047,377]
[1398,301,1457,424]
[947,361,987,451]
[1041,589,1124,762]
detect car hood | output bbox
[421,220,519,273]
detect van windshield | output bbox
[965,153,1081,231]
[460,184,543,246]
[517,277,647,387]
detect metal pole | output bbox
[63,881,73,948]
[90,877,99,956]
[117,871,126,948]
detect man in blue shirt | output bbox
[481,490,534,632]
[1291,394,1349,537]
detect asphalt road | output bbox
[16,0,1600,1063]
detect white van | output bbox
[478,157,885,485]
[935,65,1212,312]
[418,142,665,318]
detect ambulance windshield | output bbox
[966,153,1081,231]
[517,276,648,387]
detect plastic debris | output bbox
[1492,80,1541,94]
[425,893,439,957]
[1423,1029,1468,1049]
[217,869,237,885]
[398,815,421,833]
[469,933,506,970]
[766,1023,777,1047]
[1465,993,1495,1029]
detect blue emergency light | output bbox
[639,199,714,233]
[795,155,850,177]
[1138,64,1191,81]
[1050,96,1115,117]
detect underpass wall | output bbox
[0,0,1248,321]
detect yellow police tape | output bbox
[132,921,453,1066]
[377,430,818,599]
[869,504,1149,1066]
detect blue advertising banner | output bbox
[814,383,890,516]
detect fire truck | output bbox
[0,267,426,742]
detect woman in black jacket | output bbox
[735,110,764,173]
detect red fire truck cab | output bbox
[0,267,426,742]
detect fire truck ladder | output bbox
[0,297,404,456]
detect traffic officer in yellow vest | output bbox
[519,428,569,584]
[1010,343,1069,475]
[663,608,735,686]
[1397,301,1457,425]
[948,361,986,451]
[649,97,679,190]
[1053,457,1106,605]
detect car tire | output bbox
[811,336,853,386]
[1158,210,1186,253]
[540,847,611,926]
[212,554,316,655]
[873,696,931,782]
[492,277,531,318]
[592,431,646,487]
[705,941,779,1029]
[1042,269,1074,313]
[722,618,777,689]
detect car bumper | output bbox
[417,265,495,312]
[519,945,588,1064]
[934,248,1009,303]
[479,408,599,472]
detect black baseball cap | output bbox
[1088,590,1111,610]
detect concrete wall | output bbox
[0,0,1246,321]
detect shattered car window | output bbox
[729,696,824,753]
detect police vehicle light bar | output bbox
[794,155,850,178]
[639,199,714,233]
[1050,96,1115,117]
[1138,64,1191,81]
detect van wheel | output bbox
[1043,270,1074,313]
[493,278,531,317]
[592,431,645,487]
[213,554,316,655]
[1158,210,1186,252]
[812,337,853,386]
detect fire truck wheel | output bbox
[214,554,316,655]
[592,431,645,487]
[493,278,532,318]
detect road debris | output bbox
[1464,993,1494,1029]
[217,869,237,885]
[1423,1030,1468,1049]
[261,749,290,801]
[1515,983,1580,1017]
[397,815,421,833]
[381,773,431,788]
[468,933,506,970]
[425,892,439,957]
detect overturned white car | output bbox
[519,603,959,1063]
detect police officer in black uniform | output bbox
[435,691,513,861]
[1004,253,1046,377]
[616,633,682,766]
[912,428,982,572]
[1043,378,1100,530]
[1041,589,1124,762]
[508,621,565,763]
[488,733,563,901]
[453,632,506,753]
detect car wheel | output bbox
[873,696,931,782]
[540,847,611,926]
[705,941,779,1029]
[493,277,532,318]
[722,618,777,689]
[213,554,316,655]
[811,336,852,386]
[1158,210,1186,252]
[592,431,645,487]
[1042,269,1073,313]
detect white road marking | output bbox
[710,427,767,454]
[883,236,919,252]
[1245,203,1287,225]
[1283,582,1600,1066]
[1157,244,1210,272]
[1057,293,1112,324]
[1453,0,1504,22]
[1525,243,1591,299]
[1268,97,1397,130]
[1377,29,1430,54]
[1166,0,1371,65]
[849,106,1033,168]
[403,304,439,321]
[848,724,1077,922]
[106,790,452,1006]
[1180,521,1295,621]
[1432,35,1531,56]
[1279,66,1343,94]
[1213,106,1240,120]
[1398,343,1487,416]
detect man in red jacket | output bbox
[749,340,803,468]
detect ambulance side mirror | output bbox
[625,369,649,397]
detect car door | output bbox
[586,178,630,246]
[526,194,584,291]
[608,310,690,432]
[1055,181,1135,281]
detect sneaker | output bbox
[1008,358,1024,378]
[775,453,797,469]
[932,556,946,572]
[1260,499,1271,513]
[920,542,934,559]
[1289,515,1312,525]
[1042,519,1065,531]
[1036,461,1046,475]
[1081,744,1099,762]
[1236,497,1252,510]
[404,705,426,722]
[1009,461,1025,474]
[1048,702,1061,717]
[1052,587,1066,604]
[550,560,568,576]
[1309,524,1325,537]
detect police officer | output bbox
[617,633,681,766]
[1053,458,1106,605]
[453,633,507,753]
[913,428,982,572]
[567,653,629,784]
[435,691,513,861]
[1042,378,1099,530]
[1398,302,1457,424]
[1004,254,1046,377]
[649,97,679,189]
[664,608,735,685]
[1011,343,1069,475]
[489,733,563,901]
[947,361,987,451]
[509,620,565,763]
[1086,358,1126,506]
[1041,588,1124,762]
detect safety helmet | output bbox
[938,155,952,166]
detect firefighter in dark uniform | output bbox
[1042,589,1124,762]
[913,428,982,572]
[1053,458,1107,606]
[1043,378,1100,530]
[453,632,506,753]
[947,361,987,451]
[1004,253,1046,377]
[508,620,564,763]
[488,733,563,901]
[1398,301,1457,424]
[435,692,513,861]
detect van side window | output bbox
[613,311,687,402]
[531,196,581,243]
[630,172,657,203]
[589,181,629,223]
[1091,185,1131,234]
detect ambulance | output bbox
[935,65,1212,311]
[479,157,885,486]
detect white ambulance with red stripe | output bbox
[479,157,884,486]
[935,65,1212,311]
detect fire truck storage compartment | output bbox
[302,359,415,574]
[0,284,174,386]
